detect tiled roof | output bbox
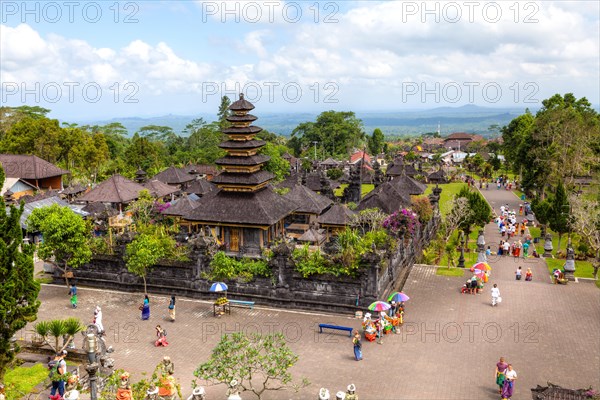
[78,174,145,204]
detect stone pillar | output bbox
[360,251,381,307]
[476,229,486,263]
[272,243,293,289]
[563,242,576,281]
[543,233,553,258]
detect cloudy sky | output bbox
[1,1,598,119]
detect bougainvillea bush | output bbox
[382,208,420,238]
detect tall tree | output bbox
[217,96,232,130]
[569,194,600,278]
[259,142,291,182]
[457,186,492,244]
[367,128,385,155]
[531,197,552,237]
[26,204,92,286]
[0,165,41,380]
[549,180,570,252]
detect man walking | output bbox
[491,284,501,307]
[49,350,68,398]
[68,283,77,308]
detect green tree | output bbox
[125,226,177,294]
[0,165,41,380]
[0,116,63,163]
[259,142,290,182]
[531,197,552,237]
[367,128,385,155]
[186,120,225,164]
[549,180,570,252]
[193,332,308,399]
[569,194,600,278]
[291,111,364,158]
[217,96,232,130]
[457,186,492,243]
[326,167,343,180]
[26,204,92,286]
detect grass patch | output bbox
[545,258,596,279]
[529,227,588,257]
[436,267,465,277]
[334,184,375,198]
[424,182,467,217]
[4,363,49,400]
[437,228,482,267]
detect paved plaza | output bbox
[22,187,600,399]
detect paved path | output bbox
[19,187,600,399]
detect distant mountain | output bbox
[72,105,530,137]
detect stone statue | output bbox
[226,379,242,400]
[345,384,358,400]
[144,385,159,400]
[115,372,133,400]
[543,233,553,258]
[564,243,576,277]
[342,164,361,204]
[186,387,206,400]
[159,356,175,376]
[372,161,384,188]
[476,229,486,263]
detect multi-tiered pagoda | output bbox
[183,94,296,254]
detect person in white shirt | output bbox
[501,364,517,399]
[491,284,501,306]
[94,306,104,334]
[503,241,510,255]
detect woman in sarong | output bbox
[495,357,508,393]
[352,331,362,361]
[142,294,150,320]
[168,296,176,321]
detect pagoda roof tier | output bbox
[226,114,258,123]
[183,187,297,226]
[283,184,333,215]
[318,203,355,227]
[229,93,255,112]
[211,170,274,186]
[215,155,270,166]
[219,140,266,150]
[222,126,263,135]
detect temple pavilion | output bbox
[183,94,296,254]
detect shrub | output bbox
[411,196,434,223]
[382,208,420,237]
[208,252,270,282]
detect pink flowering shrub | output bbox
[382,208,420,237]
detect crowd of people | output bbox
[495,204,539,259]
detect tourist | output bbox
[520,223,526,236]
[498,241,504,256]
[522,241,530,258]
[501,364,517,399]
[68,283,77,309]
[486,181,489,190]
[525,268,533,281]
[470,276,478,295]
[491,284,501,306]
[519,204,523,216]
[141,294,150,320]
[155,325,168,347]
[516,267,522,280]
[352,330,363,361]
[486,246,491,258]
[94,306,104,334]
[495,357,508,393]
[168,295,176,322]
[503,241,510,256]
[49,350,68,398]
[500,225,506,237]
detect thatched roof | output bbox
[142,180,179,198]
[318,204,355,227]
[81,202,119,218]
[185,179,216,196]
[321,157,340,166]
[152,166,195,185]
[278,172,341,192]
[183,187,297,226]
[60,183,87,196]
[162,195,199,216]
[298,228,325,243]
[427,169,448,183]
[358,176,426,214]
[0,154,69,179]
[184,164,217,176]
[78,174,145,204]
[283,184,332,215]
[386,158,418,177]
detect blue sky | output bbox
[1,1,599,120]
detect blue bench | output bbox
[229,300,255,309]
[318,324,353,337]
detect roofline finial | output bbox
[239,93,244,100]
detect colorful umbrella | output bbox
[387,292,410,303]
[209,282,228,292]
[368,301,391,312]
[471,262,491,272]
[472,270,486,278]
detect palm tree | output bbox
[34,318,84,353]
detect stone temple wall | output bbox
[58,215,440,313]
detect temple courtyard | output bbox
[23,188,600,399]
